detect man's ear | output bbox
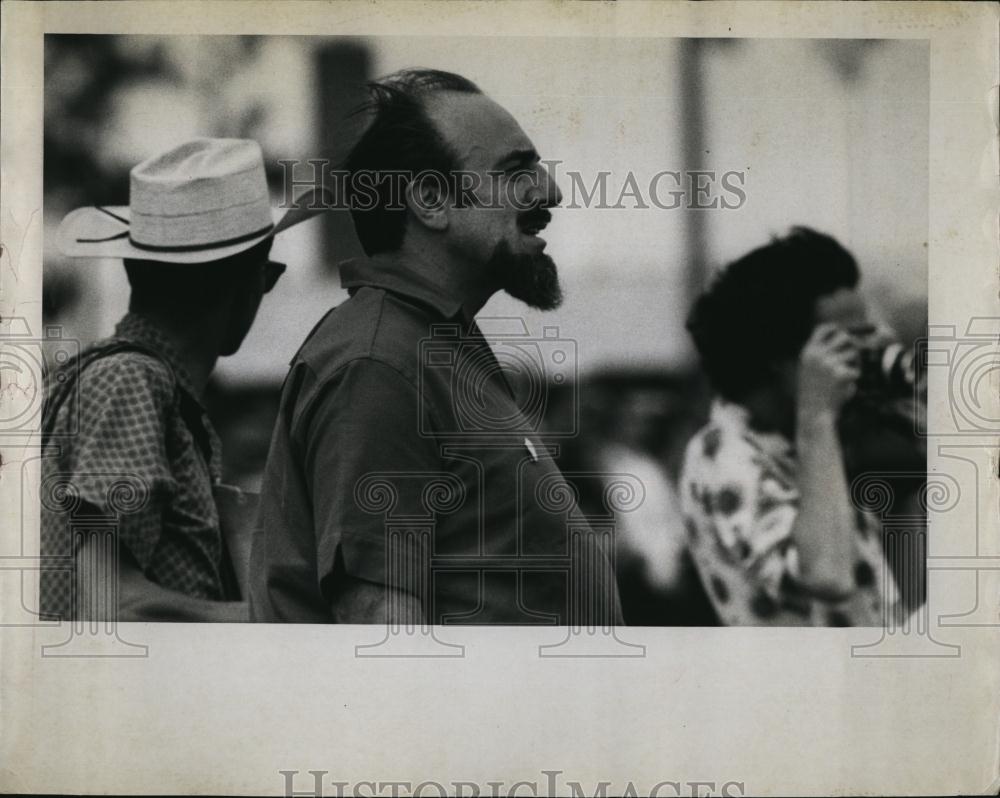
[405,173,449,232]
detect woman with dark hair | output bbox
[680,227,902,627]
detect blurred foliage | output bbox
[45,35,270,206]
[43,35,271,323]
[45,35,178,206]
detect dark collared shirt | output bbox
[40,313,233,620]
[250,254,623,625]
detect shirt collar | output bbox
[112,312,202,402]
[338,253,466,320]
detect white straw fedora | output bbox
[58,138,324,264]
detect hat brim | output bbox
[57,190,328,265]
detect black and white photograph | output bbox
[38,33,930,628]
[1,2,997,796]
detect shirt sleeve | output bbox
[689,430,801,601]
[65,354,178,570]
[298,358,443,597]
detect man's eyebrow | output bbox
[492,147,540,170]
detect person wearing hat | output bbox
[40,137,318,622]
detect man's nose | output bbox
[532,162,563,208]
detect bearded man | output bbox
[250,69,623,625]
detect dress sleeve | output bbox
[65,354,178,570]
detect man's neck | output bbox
[139,312,220,397]
[400,238,495,321]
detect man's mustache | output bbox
[517,206,552,230]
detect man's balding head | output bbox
[343,69,482,256]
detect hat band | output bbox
[76,223,274,252]
[128,222,275,253]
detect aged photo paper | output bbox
[1,1,998,795]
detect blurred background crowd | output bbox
[43,35,929,625]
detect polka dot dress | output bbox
[679,400,899,626]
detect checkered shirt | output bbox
[40,313,231,620]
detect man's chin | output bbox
[496,250,564,311]
[504,283,563,311]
